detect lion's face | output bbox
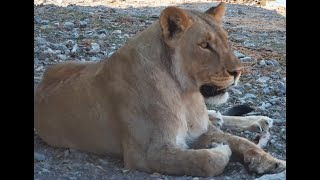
[160,3,242,105]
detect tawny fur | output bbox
[34,2,285,177]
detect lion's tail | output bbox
[222,104,255,116]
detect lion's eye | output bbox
[200,42,209,49]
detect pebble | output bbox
[80,21,88,28]
[108,52,114,57]
[263,87,270,94]
[98,29,108,35]
[34,152,46,161]
[34,16,42,24]
[233,51,245,58]
[63,22,75,30]
[113,30,122,34]
[257,76,270,83]
[259,102,272,109]
[57,54,67,60]
[89,43,100,53]
[259,60,266,66]
[240,56,254,62]
[231,88,242,95]
[238,9,245,15]
[90,56,100,61]
[71,43,79,53]
[40,20,49,25]
[35,37,46,46]
[98,33,107,39]
[34,58,39,68]
[244,93,256,99]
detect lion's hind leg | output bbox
[192,124,286,175]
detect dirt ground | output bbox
[34,0,286,179]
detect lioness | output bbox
[34,2,286,177]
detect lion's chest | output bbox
[176,94,209,149]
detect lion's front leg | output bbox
[208,110,273,133]
[192,124,286,175]
[125,138,232,177]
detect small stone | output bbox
[71,43,79,53]
[35,65,44,71]
[231,88,242,95]
[69,148,78,153]
[244,93,256,99]
[63,22,74,31]
[238,9,245,15]
[259,60,266,66]
[35,37,46,46]
[244,41,255,47]
[64,150,70,157]
[271,59,280,66]
[98,159,108,165]
[263,87,270,94]
[79,21,88,28]
[281,128,286,133]
[270,139,276,144]
[269,97,280,104]
[266,60,275,66]
[98,33,107,39]
[150,173,161,177]
[90,56,100,61]
[113,30,122,34]
[108,52,114,57]
[40,20,49,25]
[122,169,129,173]
[240,56,253,62]
[276,81,286,91]
[57,54,67,60]
[257,76,270,83]
[98,29,108,35]
[233,51,245,58]
[34,152,46,161]
[192,178,200,180]
[68,177,77,180]
[273,119,284,123]
[34,16,42,24]
[89,43,100,53]
[42,168,50,173]
[259,102,272,109]
[34,58,39,68]
[244,83,252,88]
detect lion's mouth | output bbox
[200,85,228,98]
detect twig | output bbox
[257,131,270,148]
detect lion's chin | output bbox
[204,92,229,105]
[199,84,230,105]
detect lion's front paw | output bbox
[244,149,286,174]
[245,116,273,133]
[208,142,232,157]
[208,110,224,129]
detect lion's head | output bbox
[159,3,242,105]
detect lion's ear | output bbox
[160,6,192,46]
[205,2,225,25]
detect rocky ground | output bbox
[34,0,286,179]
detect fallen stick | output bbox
[257,131,271,148]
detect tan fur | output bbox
[34,3,285,177]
